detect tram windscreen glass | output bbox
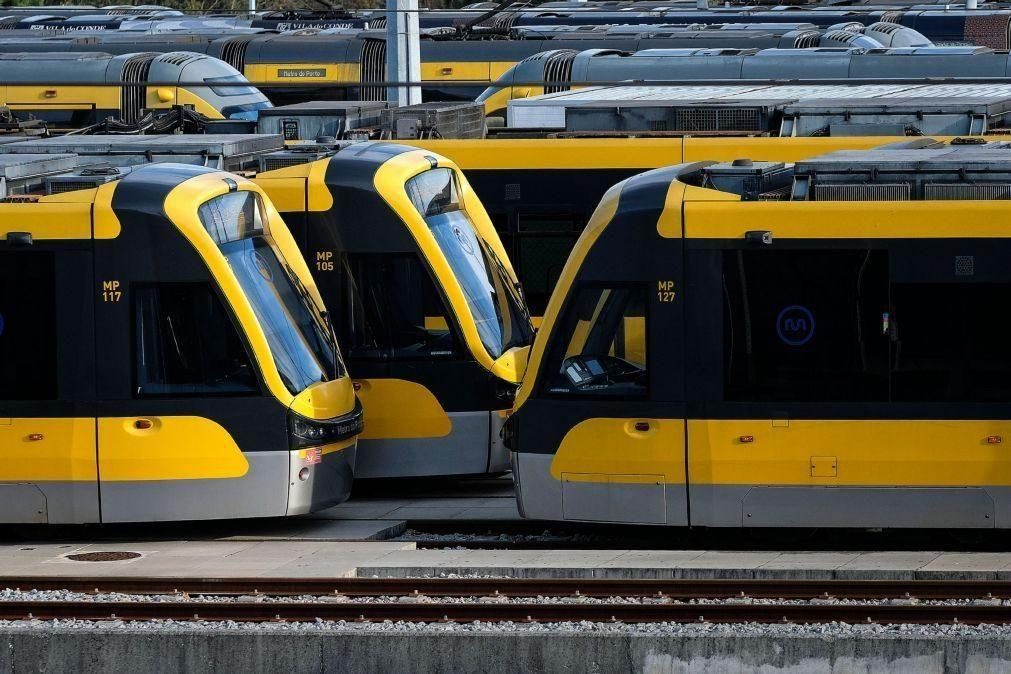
[0,252,57,400]
[544,286,648,397]
[406,168,532,359]
[344,254,458,359]
[134,284,258,396]
[200,191,341,394]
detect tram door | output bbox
[0,239,98,523]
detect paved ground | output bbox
[0,540,414,578]
[3,540,1011,580]
[319,475,519,522]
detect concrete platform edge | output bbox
[3,627,1010,673]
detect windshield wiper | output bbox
[282,261,341,379]
[480,241,531,321]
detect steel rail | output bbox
[1,599,1010,625]
[3,577,1011,600]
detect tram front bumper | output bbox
[285,439,357,515]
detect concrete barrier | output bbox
[4,626,1011,673]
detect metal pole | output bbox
[248,0,256,19]
[386,0,422,106]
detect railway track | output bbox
[3,576,1011,600]
[1,577,1011,624]
[0,600,1010,625]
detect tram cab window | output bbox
[200,190,341,395]
[722,250,889,402]
[343,254,458,359]
[890,283,1011,403]
[406,168,533,359]
[544,286,648,397]
[135,284,258,396]
[0,252,57,400]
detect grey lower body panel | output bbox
[0,482,100,524]
[286,443,356,516]
[354,411,493,479]
[514,452,688,525]
[100,452,293,523]
[515,451,1011,528]
[691,485,1000,528]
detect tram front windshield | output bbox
[406,168,533,359]
[198,190,341,394]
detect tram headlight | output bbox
[288,400,364,450]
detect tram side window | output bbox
[544,286,648,397]
[343,254,457,359]
[891,283,1011,402]
[134,284,258,396]
[0,252,57,400]
[722,250,889,402]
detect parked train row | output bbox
[7,132,1011,529]
[0,23,932,105]
[8,2,1011,529]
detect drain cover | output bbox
[66,551,141,562]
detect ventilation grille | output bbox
[0,18,20,30]
[260,156,312,171]
[120,53,157,125]
[867,21,900,34]
[813,183,911,201]
[758,186,792,201]
[820,30,862,46]
[924,183,1011,200]
[369,16,387,29]
[220,36,254,72]
[793,31,820,48]
[158,52,198,67]
[360,39,386,102]
[674,107,763,133]
[48,181,97,194]
[543,50,576,95]
[879,11,902,24]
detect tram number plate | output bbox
[304,448,322,465]
[657,280,676,303]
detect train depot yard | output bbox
[10,0,1011,670]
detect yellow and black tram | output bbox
[506,140,1011,528]
[255,143,532,479]
[0,163,361,523]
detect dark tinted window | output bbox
[891,283,1011,403]
[516,214,579,316]
[0,252,57,400]
[343,254,457,359]
[544,285,648,398]
[135,284,258,396]
[723,250,889,402]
